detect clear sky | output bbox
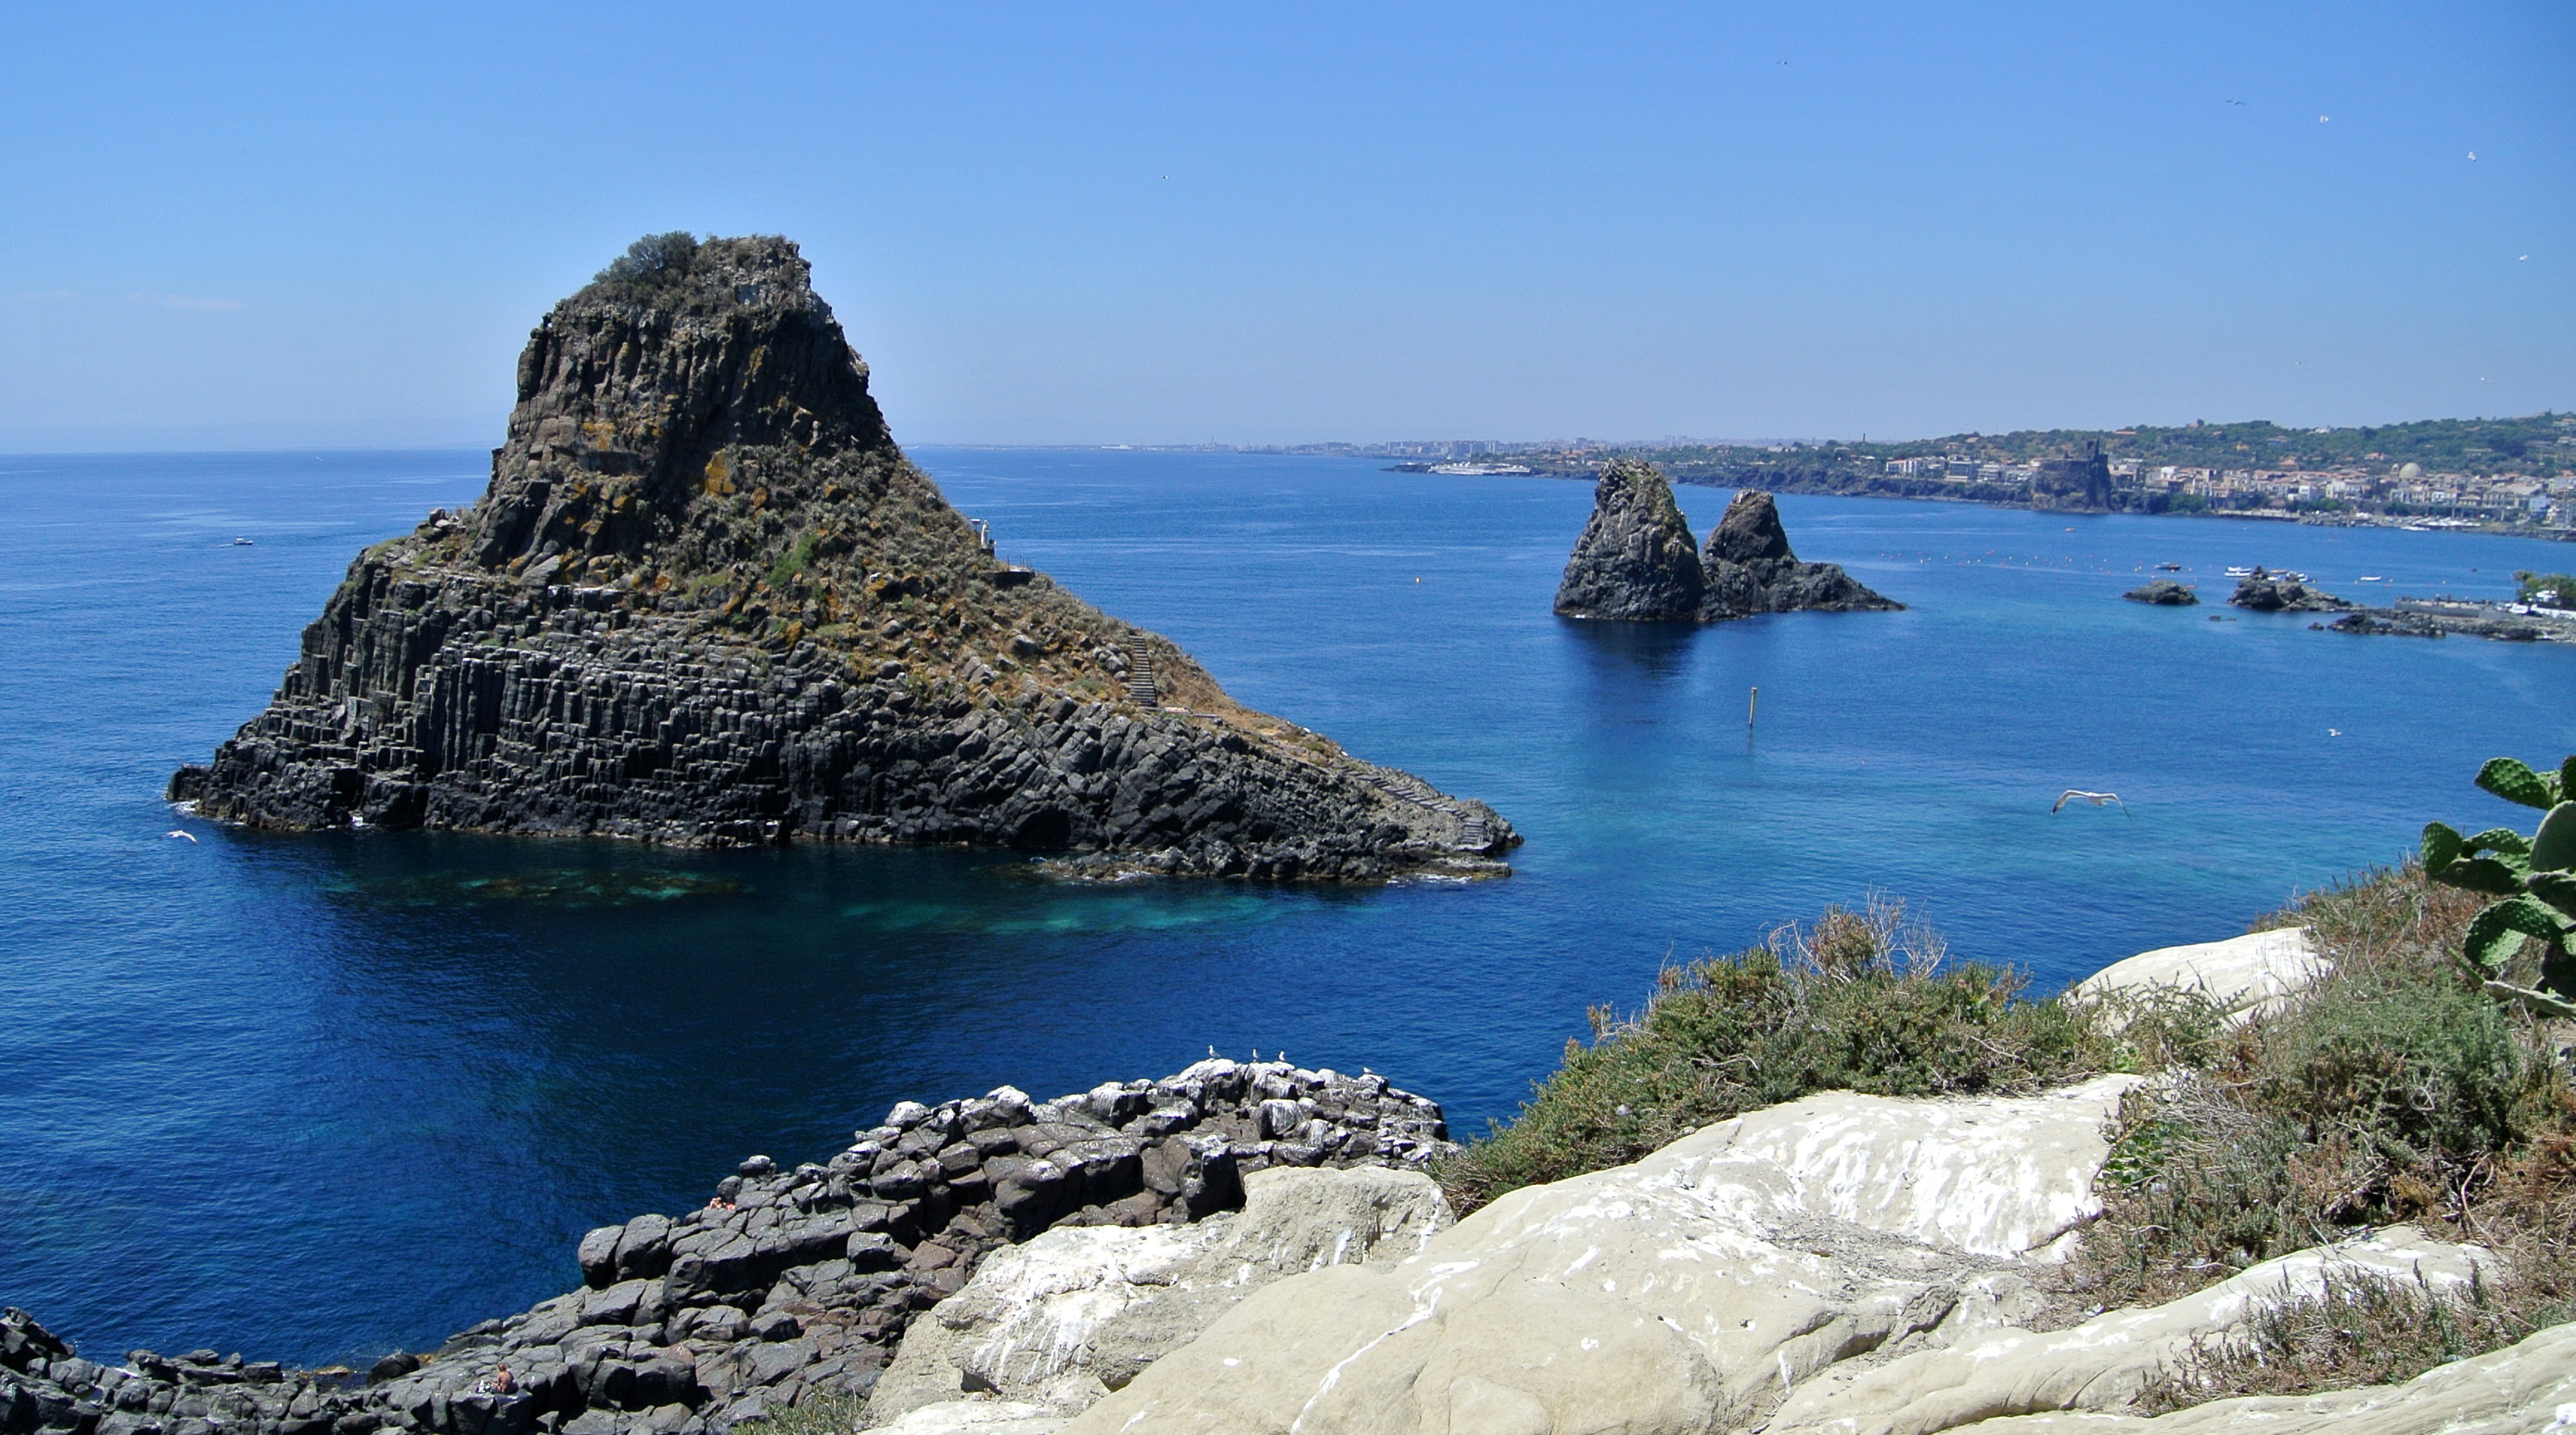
[2,2,2569,450]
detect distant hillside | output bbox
[1499,413,2575,485]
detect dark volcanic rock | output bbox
[2228,568,2356,613]
[170,235,1511,881]
[2123,579,2199,606]
[1,1058,1455,1435]
[2326,610,2444,637]
[1552,459,1704,620]
[1552,469,1900,624]
[1697,490,1901,620]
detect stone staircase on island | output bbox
[1120,639,1158,706]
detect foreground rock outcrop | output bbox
[0,1060,1452,1435]
[1554,461,1898,622]
[865,1166,1450,1426]
[170,235,1511,880]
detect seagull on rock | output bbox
[2053,790,2129,816]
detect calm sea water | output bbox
[2,446,2571,1366]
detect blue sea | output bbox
[1,446,2570,1367]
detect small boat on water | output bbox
[230,537,254,546]
[2155,562,2182,571]
[2359,575,2386,582]
[2225,566,2254,577]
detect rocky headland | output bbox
[168,235,1511,881]
[1554,461,1899,622]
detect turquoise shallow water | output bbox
[1,445,2571,1364]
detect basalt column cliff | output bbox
[173,235,1513,879]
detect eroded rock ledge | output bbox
[170,235,1511,881]
[0,1060,1453,1435]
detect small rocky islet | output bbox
[168,234,1511,882]
[2123,565,2576,642]
[1552,458,1900,621]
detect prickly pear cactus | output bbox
[2423,755,2576,1018]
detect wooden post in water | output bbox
[1748,686,1759,729]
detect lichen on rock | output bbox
[169,235,1511,880]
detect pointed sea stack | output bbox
[170,234,1512,879]
[1552,458,1705,619]
[1697,490,1901,619]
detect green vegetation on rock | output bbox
[2421,753,2576,1017]
[1433,897,2207,1214]
[1440,856,2576,1410]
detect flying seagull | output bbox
[2053,790,2129,816]
[166,830,198,843]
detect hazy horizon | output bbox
[4,4,2569,452]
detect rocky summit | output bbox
[1555,461,1899,622]
[1696,489,1901,619]
[169,235,1511,880]
[1550,458,1705,619]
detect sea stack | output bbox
[1554,461,1899,622]
[171,234,1512,879]
[1552,458,1705,619]
[1697,489,1901,619]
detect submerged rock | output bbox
[2123,578,2199,606]
[1552,458,1704,620]
[170,235,1509,880]
[1553,463,1899,623]
[1697,490,1901,619]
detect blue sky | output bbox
[1,2,2569,449]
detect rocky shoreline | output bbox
[0,1060,1452,1435]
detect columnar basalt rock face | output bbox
[1553,462,1901,624]
[0,1060,1453,1435]
[170,236,1511,880]
[1697,490,1901,619]
[1552,459,1706,619]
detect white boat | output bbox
[230,537,254,546]
[2225,566,2254,577]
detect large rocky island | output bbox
[1554,459,1900,621]
[169,236,1510,881]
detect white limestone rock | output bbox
[858,1402,1067,1435]
[2076,927,2325,1027]
[1061,1078,2142,1434]
[1935,1318,2576,1434]
[1765,1224,2496,1435]
[867,1165,1451,1424]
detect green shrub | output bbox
[2140,1262,2575,1411]
[596,231,701,289]
[1435,897,2133,1213]
[2069,861,2575,1324]
[739,1390,864,1435]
